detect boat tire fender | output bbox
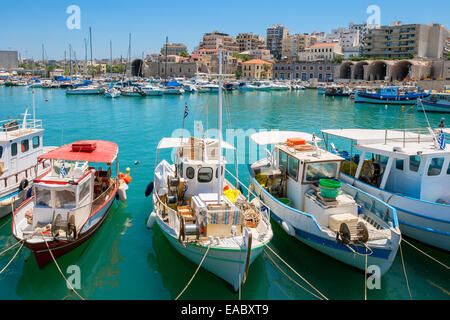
[282,221,295,237]
[19,179,28,191]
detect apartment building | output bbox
[282,34,317,57]
[160,42,188,56]
[298,43,343,62]
[362,23,449,59]
[241,59,272,80]
[266,25,290,60]
[198,31,239,53]
[236,33,266,52]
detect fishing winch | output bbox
[336,221,369,246]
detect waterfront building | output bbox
[266,25,290,60]
[324,27,360,49]
[240,49,274,61]
[298,43,343,62]
[362,23,449,59]
[160,42,188,56]
[282,34,318,58]
[0,50,18,70]
[241,59,273,80]
[198,31,239,53]
[236,33,266,52]
[273,61,337,81]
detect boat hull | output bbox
[418,99,450,113]
[155,214,266,291]
[355,92,429,105]
[341,174,450,251]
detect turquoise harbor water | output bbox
[0,86,448,300]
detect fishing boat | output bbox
[146,48,273,291]
[325,86,352,97]
[105,87,121,98]
[322,128,449,251]
[248,131,401,275]
[237,83,256,92]
[121,86,144,97]
[66,85,104,95]
[12,140,131,267]
[254,81,272,92]
[141,84,164,96]
[354,86,429,105]
[418,93,450,113]
[0,110,54,218]
[164,81,185,95]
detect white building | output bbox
[298,43,343,62]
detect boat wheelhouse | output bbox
[354,86,429,105]
[12,140,130,267]
[249,131,401,275]
[0,111,54,218]
[322,128,450,251]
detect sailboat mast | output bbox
[84,38,88,78]
[218,46,223,203]
[110,40,113,73]
[89,27,93,78]
[128,33,131,77]
[69,44,72,81]
[42,44,45,78]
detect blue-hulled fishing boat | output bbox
[355,86,430,105]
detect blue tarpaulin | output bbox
[165,81,182,87]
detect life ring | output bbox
[19,179,28,191]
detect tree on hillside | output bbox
[180,51,189,58]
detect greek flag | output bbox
[60,163,68,178]
[184,103,189,119]
[438,130,446,150]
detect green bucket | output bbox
[319,179,341,199]
[279,198,291,207]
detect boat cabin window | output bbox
[21,140,29,153]
[33,136,40,149]
[198,167,213,183]
[36,189,51,207]
[186,167,195,179]
[178,162,184,178]
[54,190,76,209]
[11,143,17,157]
[427,157,444,176]
[447,162,450,175]
[409,155,421,172]
[287,155,299,180]
[396,159,404,170]
[0,146,3,159]
[304,161,339,183]
[279,150,287,169]
[79,181,90,202]
[215,166,224,179]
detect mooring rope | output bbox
[264,244,328,300]
[40,232,85,300]
[0,239,23,257]
[399,242,413,300]
[0,241,24,275]
[175,243,212,301]
[265,249,324,300]
[402,238,449,270]
[0,216,11,231]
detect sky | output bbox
[1,0,449,60]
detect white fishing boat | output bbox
[121,86,144,97]
[254,81,272,92]
[249,131,401,275]
[12,140,130,267]
[322,128,449,251]
[271,82,291,91]
[141,84,164,96]
[146,48,273,291]
[105,86,121,98]
[0,109,54,218]
[66,85,104,95]
[164,81,185,95]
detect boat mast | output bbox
[128,33,131,78]
[84,38,88,78]
[69,44,72,81]
[218,46,223,203]
[165,36,168,81]
[89,27,93,79]
[42,44,45,78]
[110,40,113,74]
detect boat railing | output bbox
[153,181,180,233]
[342,183,398,228]
[382,128,439,147]
[0,160,48,190]
[0,118,43,140]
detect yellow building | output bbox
[242,59,273,79]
